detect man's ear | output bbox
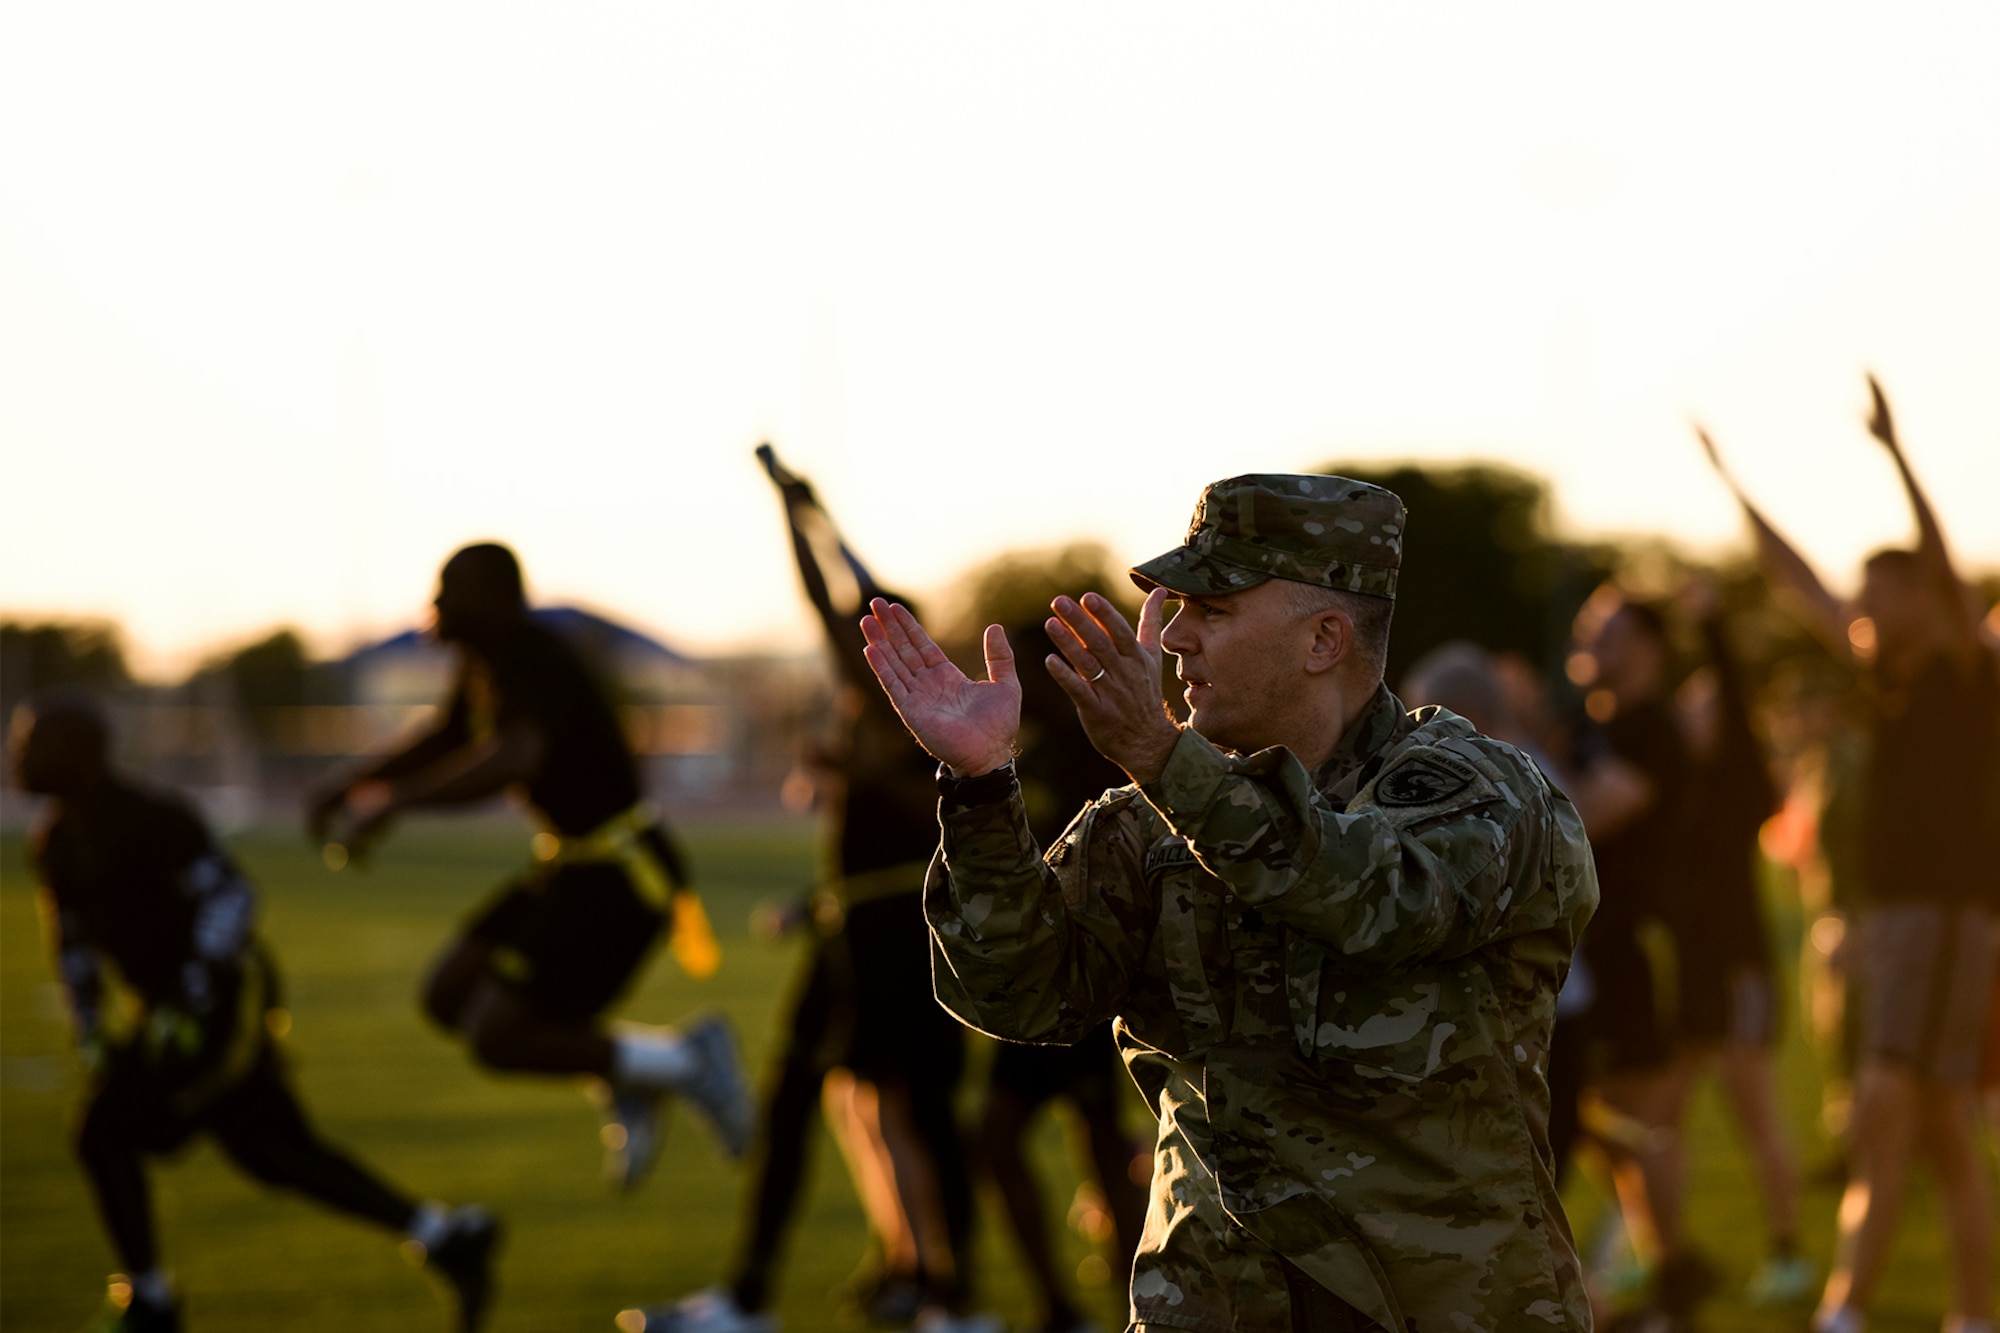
[1303,606,1352,677]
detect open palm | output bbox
[860,599,1020,775]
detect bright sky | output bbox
[3,3,1996,676]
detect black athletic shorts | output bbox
[989,1025,1123,1113]
[1579,934,1670,1074]
[80,958,291,1161]
[81,1039,296,1156]
[464,860,665,1022]
[822,891,963,1086]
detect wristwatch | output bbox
[936,760,1018,811]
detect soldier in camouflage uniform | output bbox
[860,475,1598,1333]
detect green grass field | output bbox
[1,819,1983,1332]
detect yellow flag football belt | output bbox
[826,860,929,907]
[171,949,273,1116]
[532,805,721,979]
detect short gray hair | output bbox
[1284,582,1393,682]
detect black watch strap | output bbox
[937,761,1019,810]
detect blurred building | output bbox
[1,609,829,830]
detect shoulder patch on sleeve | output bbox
[1368,748,1496,816]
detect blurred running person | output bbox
[13,695,499,1333]
[1701,381,1996,1333]
[621,449,983,1333]
[307,543,749,1183]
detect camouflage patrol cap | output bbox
[1130,473,1406,600]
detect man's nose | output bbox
[1160,606,1194,653]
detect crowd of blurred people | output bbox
[1404,381,1998,1333]
[10,380,1996,1333]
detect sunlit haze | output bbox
[4,3,1996,675]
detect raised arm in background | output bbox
[1696,425,1857,660]
[1864,375,1985,670]
[759,443,887,690]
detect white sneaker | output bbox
[678,1017,753,1159]
[615,1288,775,1333]
[418,1205,502,1333]
[599,1081,667,1191]
[1745,1254,1816,1306]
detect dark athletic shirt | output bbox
[1863,649,2000,908]
[788,524,939,881]
[1579,697,1689,949]
[1011,621,1126,847]
[834,688,946,879]
[449,619,640,837]
[33,782,247,1006]
[1674,621,1779,972]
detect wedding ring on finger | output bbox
[1086,667,1109,683]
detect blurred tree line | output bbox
[1315,461,1875,734]
[9,460,1996,774]
[936,462,1771,700]
[931,461,1959,756]
[1323,462,1614,687]
[1,621,134,729]
[935,464,1633,695]
[2,622,325,745]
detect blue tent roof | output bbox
[345,606,689,666]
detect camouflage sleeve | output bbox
[925,783,1156,1044]
[1140,729,1571,972]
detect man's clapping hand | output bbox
[860,599,1021,778]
